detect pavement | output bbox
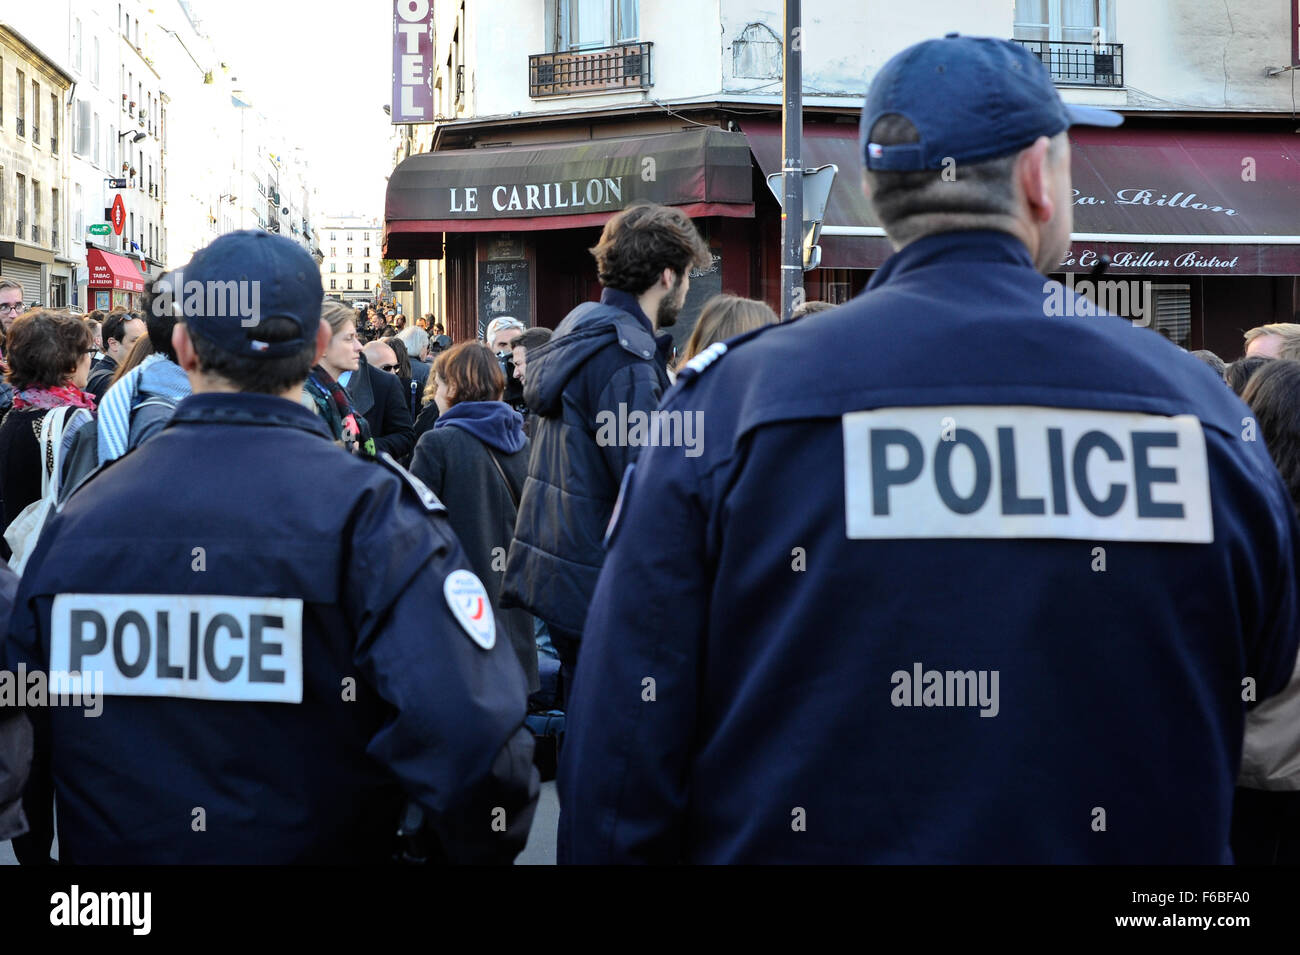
[1,780,559,865]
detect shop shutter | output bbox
[1151,284,1191,349]
[1,259,43,308]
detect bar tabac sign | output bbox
[392,0,434,123]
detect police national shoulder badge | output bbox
[444,570,496,650]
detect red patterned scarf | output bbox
[12,383,98,412]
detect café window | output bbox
[554,0,639,51]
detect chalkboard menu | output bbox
[670,249,723,353]
[479,259,530,338]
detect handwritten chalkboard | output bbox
[670,250,723,352]
[479,259,530,338]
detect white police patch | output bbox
[843,405,1213,542]
[49,594,304,703]
[444,570,495,650]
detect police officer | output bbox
[558,35,1300,863]
[2,231,538,864]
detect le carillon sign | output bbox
[385,127,752,225]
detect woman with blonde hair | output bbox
[303,300,371,455]
[680,294,779,364]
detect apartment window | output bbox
[16,70,24,137]
[1,166,7,236]
[364,246,371,257]
[33,181,40,242]
[346,232,353,241]
[51,187,58,247]
[31,81,39,144]
[329,263,336,272]
[555,0,638,51]
[73,18,82,71]
[50,93,58,152]
[93,112,101,166]
[330,279,337,290]
[346,246,352,256]
[1014,0,1106,43]
[1,56,4,127]
[74,182,82,236]
[93,36,101,86]
[329,231,336,240]
[346,263,353,273]
[364,280,370,290]
[363,231,370,242]
[363,262,370,273]
[16,174,26,235]
[330,246,336,257]
[75,100,90,156]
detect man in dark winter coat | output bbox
[346,351,416,461]
[86,310,146,401]
[501,201,711,702]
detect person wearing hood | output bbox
[500,201,711,705]
[410,342,538,693]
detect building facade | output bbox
[2,1,321,313]
[384,0,1300,355]
[0,24,73,311]
[319,215,383,305]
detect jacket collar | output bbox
[600,287,655,334]
[346,355,376,416]
[867,230,1037,291]
[167,391,333,440]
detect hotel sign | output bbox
[392,0,434,122]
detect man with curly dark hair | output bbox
[501,201,710,708]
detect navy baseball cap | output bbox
[171,230,322,359]
[860,33,1122,172]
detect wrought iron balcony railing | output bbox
[1011,39,1123,87]
[530,41,652,98]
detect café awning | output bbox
[384,127,754,259]
[86,248,145,292]
[741,121,1300,275]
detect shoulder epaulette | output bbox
[376,452,447,513]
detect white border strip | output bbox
[820,225,1300,245]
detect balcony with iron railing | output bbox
[1011,39,1123,87]
[529,41,653,98]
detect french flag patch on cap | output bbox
[868,142,885,159]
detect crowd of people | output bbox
[0,33,1298,867]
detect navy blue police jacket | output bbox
[1,391,538,864]
[558,230,1300,864]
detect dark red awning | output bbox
[384,127,754,258]
[86,249,145,292]
[742,121,1300,275]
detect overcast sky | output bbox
[192,0,395,220]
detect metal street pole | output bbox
[780,0,803,322]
